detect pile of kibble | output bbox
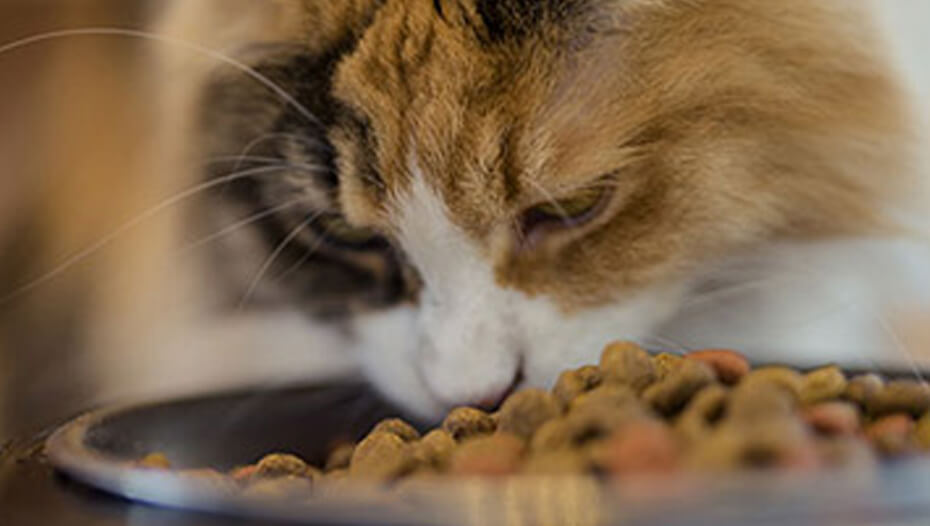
[137,343,930,497]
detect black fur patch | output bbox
[473,0,588,43]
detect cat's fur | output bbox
[144,0,930,418]
[3,1,928,434]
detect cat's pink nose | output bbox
[472,368,524,411]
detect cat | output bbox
[141,0,930,420]
[3,0,928,435]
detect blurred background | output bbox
[0,1,928,442]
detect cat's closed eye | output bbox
[520,179,613,246]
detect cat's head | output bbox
[173,0,914,417]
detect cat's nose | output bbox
[472,367,524,411]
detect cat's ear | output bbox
[435,0,589,44]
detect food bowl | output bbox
[44,372,930,526]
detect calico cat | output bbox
[114,0,930,418]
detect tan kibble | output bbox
[685,350,750,385]
[845,374,884,408]
[255,453,314,479]
[728,381,795,423]
[442,407,496,441]
[916,412,930,451]
[449,433,525,476]
[497,389,563,440]
[815,437,877,470]
[865,414,917,457]
[242,476,313,500]
[653,353,685,380]
[372,418,421,442]
[741,366,803,399]
[532,404,647,452]
[413,429,457,468]
[600,341,657,392]
[325,444,355,472]
[676,384,729,443]
[642,359,716,415]
[689,418,817,471]
[569,384,636,413]
[137,452,171,470]
[552,366,603,406]
[866,380,930,418]
[800,366,847,405]
[349,432,415,481]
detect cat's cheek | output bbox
[351,306,448,420]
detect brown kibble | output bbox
[916,412,930,451]
[800,366,847,405]
[741,366,803,399]
[325,444,355,472]
[653,353,685,380]
[349,432,415,481]
[497,389,563,440]
[552,366,603,406]
[866,380,930,418]
[600,341,657,392]
[600,420,680,474]
[865,414,916,457]
[442,407,496,441]
[845,374,884,408]
[523,450,588,475]
[372,418,421,442]
[728,381,795,423]
[686,349,750,385]
[413,429,457,468]
[642,359,716,415]
[803,402,860,436]
[137,453,171,470]
[255,453,312,479]
[449,433,525,476]
[676,385,729,442]
[570,384,636,413]
[688,418,816,471]
[531,404,646,452]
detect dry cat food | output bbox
[137,342,930,496]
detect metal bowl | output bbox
[44,379,930,526]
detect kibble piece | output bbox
[802,402,861,436]
[349,432,415,481]
[653,353,685,380]
[523,449,589,475]
[552,366,603,406]
[137,452,171,470]
[600,341,657,392]
[413,429,457,468]
[642,359,716,415]
[442,407,496,441]
[599,420,680,474]
[865,414,916,457]
[255,453,312,479]
[728,381,795,423]
[230,465,258,482]
[845,374,884,408]
[741,367,803,399]
[866,380,930,418]
[689,418,817,471]
[570,384,636,413]
[372,418,421,442]
[816,437,877,470]
[676,385,729,443]
[685,350,750,385]
[324,444,355,472]
[497,389,563,440]
[531,404,646,452]
[916,412,930,451]
[800,366,847,405]
[449,433,525,476]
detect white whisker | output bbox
[181,198,304,254]
[0,165,296,304]
[0,27,321,127]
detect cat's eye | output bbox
[521,185,609,237]
[317,213,379,247]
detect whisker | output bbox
[0,27,321,127]
[181,198,305,254]
[237,212,324,310]
[0,164,297,304]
